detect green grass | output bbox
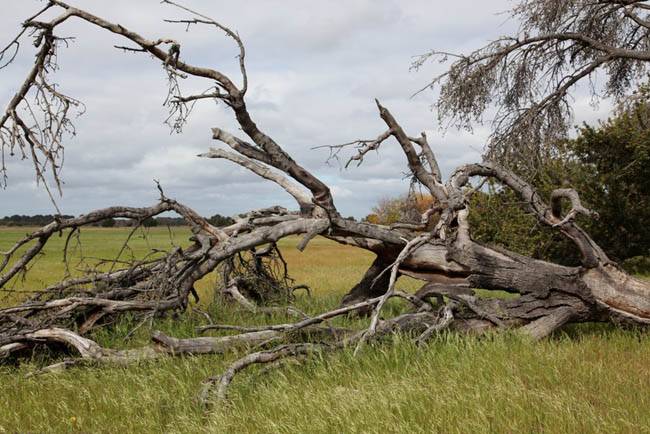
[0,227,649,433]
[0,226,196,304]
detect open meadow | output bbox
[1,227,649,433]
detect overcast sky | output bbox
[0,0,613,218]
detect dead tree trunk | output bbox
[341,255,395,306]
[0,0,648,405]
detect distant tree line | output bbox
[0,214,235,228]
[0,214,76,226]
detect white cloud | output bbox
[0,0,606,219]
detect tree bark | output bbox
[341,255,395,306]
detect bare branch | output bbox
[161,0,248,94]
[199,343,323,404]
[200,147,314,213]
[415,302,457,345]
[354,232,433,354]
[409,132,442,182]
[314,129,393,168]
[375,100,448,202]
[414,0,650,167]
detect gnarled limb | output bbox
[199,343,323,404]
[520,306,576,340]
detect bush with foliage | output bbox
[363,194,435,225]
[0,214,75,226]
[469,97,650,270]
[208,214,235,227]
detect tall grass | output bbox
[0,227,649,433]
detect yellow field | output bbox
[0,226,377,299]
[0,227,649,433]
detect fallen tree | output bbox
[0,0,649,405]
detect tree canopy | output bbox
[414,0,650,168]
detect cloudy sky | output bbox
[0,0,613,218]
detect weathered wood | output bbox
[151,330,280,354]
[521,307,576,340]
[0,0,649,408]
[341,255,395,307]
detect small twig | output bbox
[415,302,457,345]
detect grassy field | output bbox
[0,227,649,433]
